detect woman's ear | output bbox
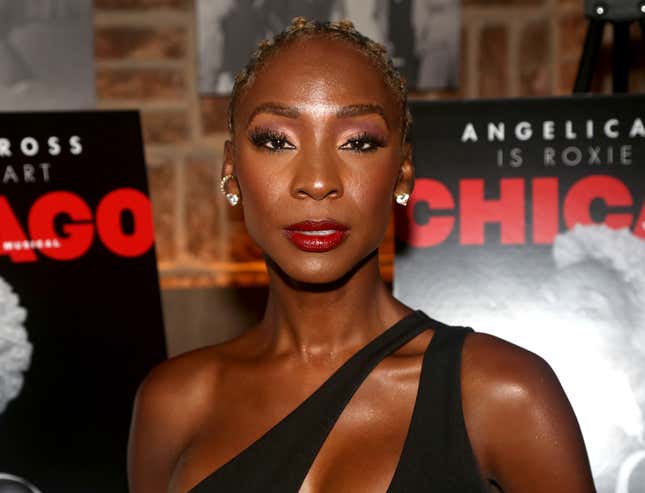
[222,140,235,178]
[395,143,414,196]
[220,140,241,205]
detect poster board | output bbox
[0,111,166,492]
[395,95,645,492]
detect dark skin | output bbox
[128,36,596,493]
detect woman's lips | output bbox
[284,220,349,252]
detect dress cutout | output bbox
[188,310,488,492]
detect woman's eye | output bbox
[263,136,295,151]
[339,134,385,153]
[249,130,296,152]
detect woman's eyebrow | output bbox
[247,103,300,124]
[336,104,389,128]
[246,102,389,127]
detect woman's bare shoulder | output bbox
[460,331,595,492]
[135,326,263,424]
[461,331,557,393]
[127,327,263,491]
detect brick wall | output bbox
[93,0,645,353]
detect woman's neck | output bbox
[259,253,411,359]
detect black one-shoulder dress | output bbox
[188,310,489,492]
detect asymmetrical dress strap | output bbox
[189,310,487,493]
[386,319,488,492]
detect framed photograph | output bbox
[197,0,461,94]
[0,0,95,111]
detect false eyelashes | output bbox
[248,127,295,152]
[339,131,386,153]
[248,126,387,154]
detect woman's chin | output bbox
[266,249,378,289]
[273,259,350,287]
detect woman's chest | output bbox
[170,364,422,493]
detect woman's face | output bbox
[226,36,412,284]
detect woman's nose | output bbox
[290,146,343,201]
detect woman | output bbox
[128,18,595,493]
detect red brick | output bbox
[95,26,186,60]
[558,59,579,94]
[219,190,263,263]
[631,67,645,93]
[141,110,190,145]
[520,19,552,96]
[588,44,613,92]
[94,0,190,9]
[185,155,224,262]
[200,96,230,136]
[184,155,263,265]
[581,30,645,93]
[478,25,509,98]
[558,43,611,94]
[147,160,176,262]
[558,13,588,60]
[96,68,185,100]
[458,26,469,98]
[464,0,544,4]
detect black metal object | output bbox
[574,0,645,93]
[584,0,644,21]
[574,18,606,92]
[612,21,631,92]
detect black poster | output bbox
[395,95,645,493]
[0,111,167,492]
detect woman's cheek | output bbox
[355,162,397,211]
[240,181,284,246]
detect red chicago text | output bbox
[399,175,644,247]
[0,188,154,262]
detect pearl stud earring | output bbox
[395,192,410,206]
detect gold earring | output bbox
[220,174,239,206]
[395,192,410,206]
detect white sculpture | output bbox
[0,473,41,493]
[0,276,32,414]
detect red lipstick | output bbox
[284,220,349,252]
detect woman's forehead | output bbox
[236,36,399,122]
